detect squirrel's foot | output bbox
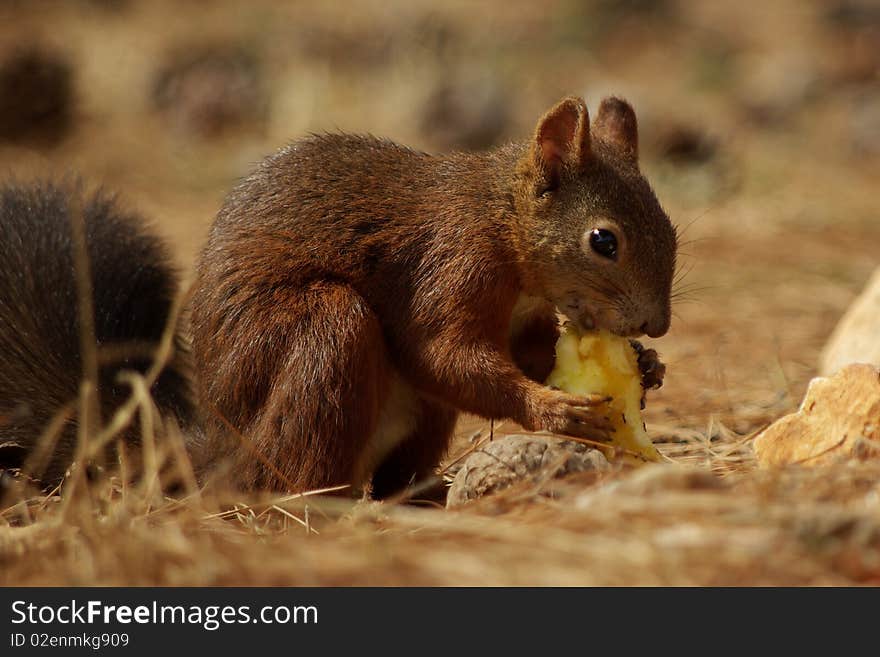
[629,339,666,391]
[629,340,666,410]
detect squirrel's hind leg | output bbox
[227,281,391,494]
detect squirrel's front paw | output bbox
[629,340,666,391]
[525,390,613,441]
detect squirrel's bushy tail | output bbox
[0,180,194,485]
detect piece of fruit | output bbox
[545,325,661,463]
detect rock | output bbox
[820,267,880,376]
[152,45,265,138]
[848,92,880,157]
[738,51,820,127]
[0,47,74,147]
[295,23,394,70]
[753,364,880,467]
[652,123,717,164]
[824,0,880,29]
[419,73,510,152]
[822,1,880,86]
[446,434,610,508]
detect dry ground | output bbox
[1,0,879,585]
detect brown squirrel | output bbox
[0,96,675,498]
[189,95,676,497]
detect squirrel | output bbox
[189,95,676,498]
[0,96,676,498]
[0,181,193,485]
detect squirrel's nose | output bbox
[642,314,670,338]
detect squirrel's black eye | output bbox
[589,228,618,260]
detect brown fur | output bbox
[190,96,677,497]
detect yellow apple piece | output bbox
[545,325,661,463]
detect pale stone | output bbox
[753,364,880,467]
[820,267,880,376]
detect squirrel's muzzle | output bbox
[641,307,670,338]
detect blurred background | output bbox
[1,0,878,437]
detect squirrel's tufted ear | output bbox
[593,97,638,162]
[532,96,591,195]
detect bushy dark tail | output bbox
[0,180,194,485]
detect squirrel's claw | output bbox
[630,339,666,391]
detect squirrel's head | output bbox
[513,95,677,338]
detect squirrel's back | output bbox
[195,132,521,328]
[0,181,192,484]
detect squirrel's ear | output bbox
[532,96,591,194]
[593,97,638,161]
